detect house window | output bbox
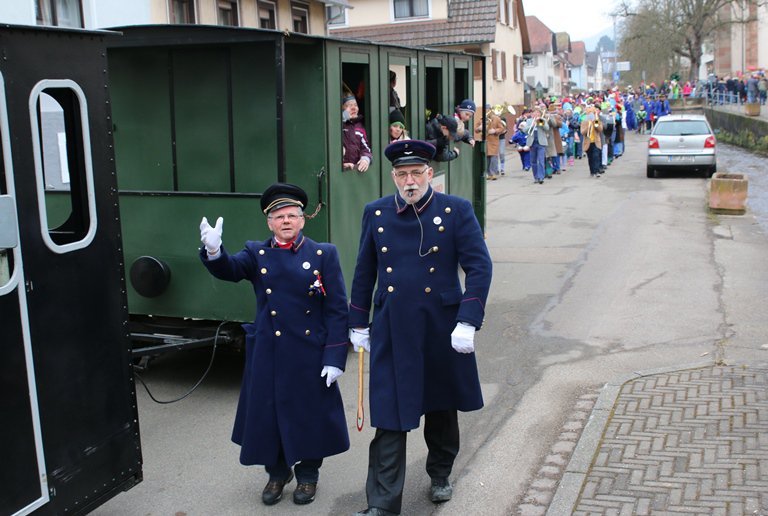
[169,0,195,23]
[36,0,83,28]
[217,0,239,26]
[327,5,347,26]
[393,0,428,19]
[258,1,277,29]
[291,2,309,33]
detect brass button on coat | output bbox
[275,330,281,336]
[305,330,311,336]
[438,226,445,232]
[378,227,384,233]
[259,249,265,255]
[375,210,381,216]
[429,267,435,273]
[382,246,388,253]
[316,249,323,255]
[386,267,392,273]
[266,288,272,294]
[261,268,267,274]
[425,287,432,293]
[432,246,439,253]
[271,310,277,316]
[445,207,451,213]
[313,270,319,276]
[387,286,394,292]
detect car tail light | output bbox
[648,137,659,149]
[704,135,716,148]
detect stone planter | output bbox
[709,172,748,214]
[744,103,761,116]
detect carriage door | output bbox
[0,75,49,516]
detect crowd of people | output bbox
[494,90,641,183]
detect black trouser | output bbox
[366,410,459,514]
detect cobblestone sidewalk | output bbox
[547,363,768,515]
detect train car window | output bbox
[0,149,14,292]
[30,81,96,254]
[342,61,373,166]
[0,74,15,292]
[389,64,408,115]
[169,0,196,23]
[453,64,470,129]
[425,65,443,121]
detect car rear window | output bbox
[654,120,711,136]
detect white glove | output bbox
[200,216,223,255]
[451,322,476,354]
[349,327,370,353]
[321,365,343,387]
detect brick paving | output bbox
[571,365,768,515]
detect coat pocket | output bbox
[373,289,387,306]
[440,288,463,306]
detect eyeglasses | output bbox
[268,213,303,222]
[393,167,428,180]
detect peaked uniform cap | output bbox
[384,140,436,166]
[261,183,308,214]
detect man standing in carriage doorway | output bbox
[348,140,493,516]
[198,183,350,507]
[343,93,373,172]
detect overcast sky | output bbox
[522,0,618,42]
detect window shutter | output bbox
[511,0,517,28]
[474,59,483,80]
[502,51,507,80]
[505,1,511,25]
[492,50,497,80]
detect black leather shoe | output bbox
[293,482,317,505]
[353,507,398,516]
[262,471,293,505]
[430,477,453,503]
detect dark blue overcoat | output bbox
[349,187,493,432]
[201,233,350,465]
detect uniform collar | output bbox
[395,185,434,215]
[270,232,306,253]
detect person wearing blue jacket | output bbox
[510,122,531,171]
[199,183,350,507]
[349,140,492,516]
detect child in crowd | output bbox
[636,105,647,134]
[509,121,531,171]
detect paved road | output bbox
[95,131,768,516]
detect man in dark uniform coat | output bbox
[199,183,349,507]
[348,141,493,516]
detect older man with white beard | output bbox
[348,140,493,516]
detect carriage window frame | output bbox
[1,73,20,296]
[29,80,97,255]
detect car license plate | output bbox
[668,156,695,163]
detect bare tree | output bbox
[616,0,765,82]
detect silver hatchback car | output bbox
[646,114,717,178]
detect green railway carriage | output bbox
[105,25,487,352]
